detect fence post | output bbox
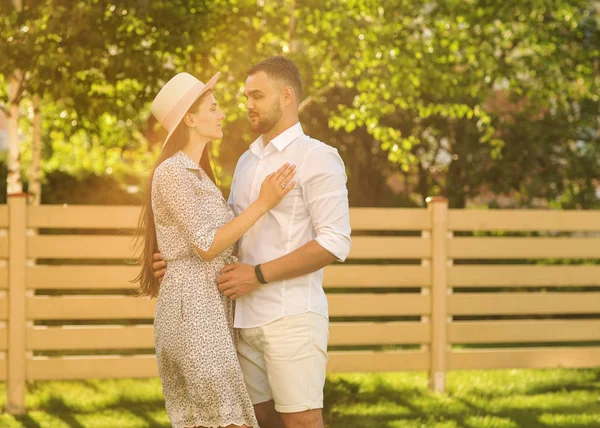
[6,193,27,414]
[427,196,448,393]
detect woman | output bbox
[135,71,295,428]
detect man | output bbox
[153,56,351,428]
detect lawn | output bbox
[0,369,598,427]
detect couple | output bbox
[136,56,352,428]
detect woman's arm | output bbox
[195,199,267,261]
[199,163,296,260]
[155,160,296,263]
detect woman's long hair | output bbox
[134,91,215,298]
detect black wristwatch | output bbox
[254,264,268,284]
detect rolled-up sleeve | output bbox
[300,145,352,262]
[153,163,217,253]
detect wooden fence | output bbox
[1,194,599,413]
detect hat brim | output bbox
[161,71,221,150]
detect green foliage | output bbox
[1,0,599,208]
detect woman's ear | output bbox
[183,112,195,128]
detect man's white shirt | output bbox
[228,122,352,328]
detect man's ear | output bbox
[282,86,295,107]
[183,112,195,127]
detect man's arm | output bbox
[218,145,351,300]
[260,240,336,282]
[218,241,336,300]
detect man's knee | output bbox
[254,400,285,428]
[280,409,324,428]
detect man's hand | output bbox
[153,253,167,284]
[217,262,261,300]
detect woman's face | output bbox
[186,92,225,140]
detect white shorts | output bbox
[237,312,329,413]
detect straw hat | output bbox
[151,71,220,149]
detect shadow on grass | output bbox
[524,368,600,396]
[13,414,43,428]
[42,396,86,428]
[17,387,169,428]
[323,371,600,428]
[11,370,600,428]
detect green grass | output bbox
[0,369,598,427]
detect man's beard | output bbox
[249,100,282,134]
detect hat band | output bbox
[162,81,205,131]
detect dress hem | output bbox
[174,417,258,428]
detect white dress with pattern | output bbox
[151,150,259,428]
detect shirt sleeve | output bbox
[299,145,352,262]
[153,162,218,253]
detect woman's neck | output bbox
[182,137,210,165]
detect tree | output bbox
[2,0,598,210]
[1,0,224,198]
[326,0,600,207]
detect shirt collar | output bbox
[249,135,266,158]
[271,122,304,151]
[249,122,304,158]
[173,150,201,171]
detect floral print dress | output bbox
[151,150,259,428]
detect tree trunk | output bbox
[28,94,42,205]
[446,122,467,209]
[8,0,24,195]
[7,71,23,195]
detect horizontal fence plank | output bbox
[0,205,8,227]
[449,320,600,344]
[327,350,429,372]
[27,266,140,290]
[449,265,600,287]
[449,292,600,316]
[27,294,431,320]
[349,236,430,259]
[28,264,433,290]
[329,294,430,317]
[330,322,430,346]
[26,207,600,232]
[26,206,433,231]
[28,351,432,379]
[23,348,600,378]
[324,265,431,288]
[27,355,158,380]
[449,237,600,259]
[27,296,155,320]
[29,235,432,260]
[28,205,141,229]
[27,322,431,350]
[27,236,137,259]
[449,209,600,232]
[27,325,154,351]
[350,208,431,231]
[448,347,600,370]
[0,236,7,258]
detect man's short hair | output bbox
[247,56,303,103]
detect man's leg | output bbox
[254,400,285,428]
[238,328,284,428]
[280,410,324,428]
[262,312,329,428]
